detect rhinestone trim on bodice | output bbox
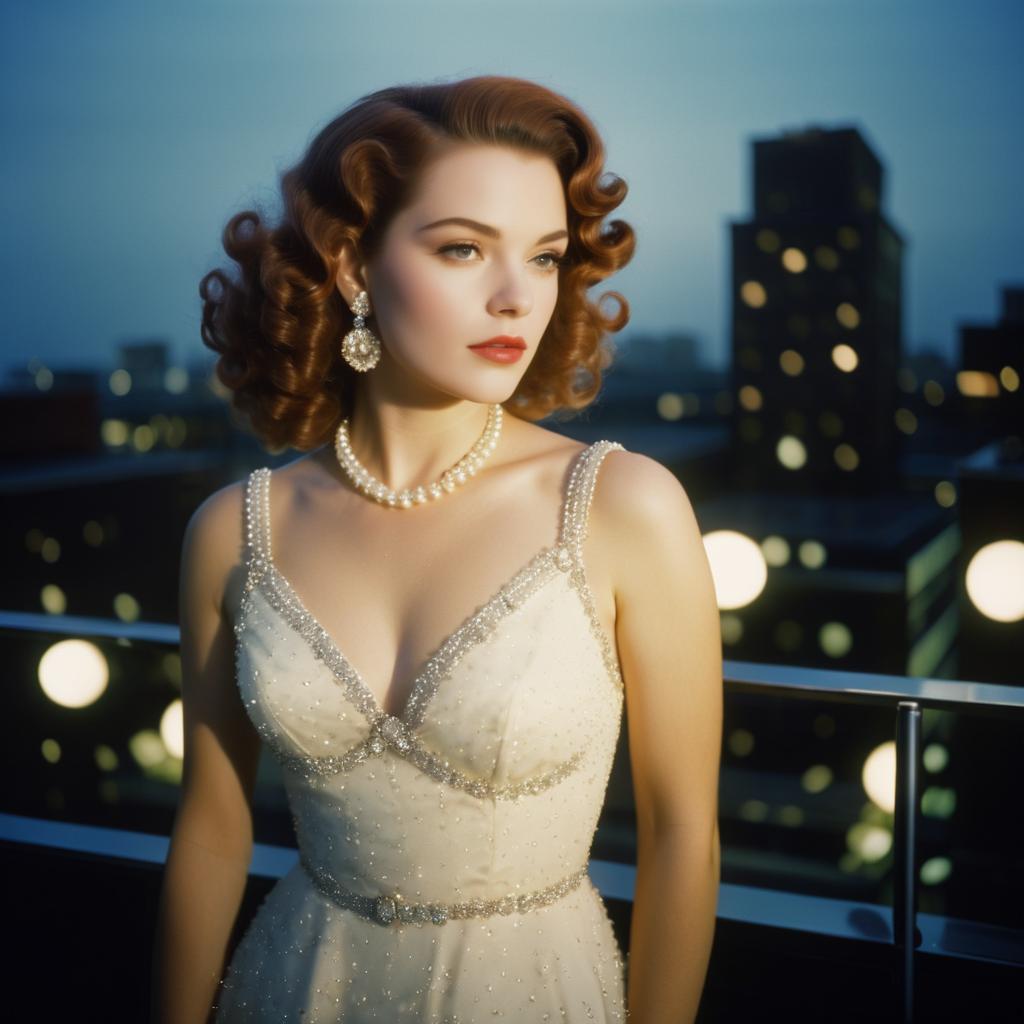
[298,849,592,928]
[235,440,626,795]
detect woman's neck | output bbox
[343,389,499,492]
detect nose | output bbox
[486,259,534,319]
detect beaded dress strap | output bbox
[559,440,626,560]
[242,467,272,593]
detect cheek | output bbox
[377,254,463,334]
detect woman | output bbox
[152,75,722,1024]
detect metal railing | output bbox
[4,609,1023,1022]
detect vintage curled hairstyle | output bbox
[200,74,636,452]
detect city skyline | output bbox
[3,0,1022,374]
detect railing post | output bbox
[892,700,921,1023]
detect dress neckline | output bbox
[261,542,564,726]
[245,441,613,728]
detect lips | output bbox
[468,336,526,350]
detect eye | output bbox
[534,251,569,271]
[439,243,479,261]
[438,242,568,272]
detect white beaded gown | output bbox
[214,440,629,1023]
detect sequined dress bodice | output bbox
[217,439,628,1023]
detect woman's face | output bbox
[352,143,569,405]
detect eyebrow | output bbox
[417,217,568,245]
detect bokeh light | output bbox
[831,344,859,372]
[741,280,767,308]
[776,435,807,470]
[965,540,1024,622]
[760,535,790,567]
[862,741,896,813]
[781,247,807,273]
[38,639,109,709]
[702,530,769,610]
[160,700,185,760]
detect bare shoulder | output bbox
[590,448,707,593]
[593,447,697,529]
[180,473,250,623]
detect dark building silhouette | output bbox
[118,338,172,393]
[710,126,957,678]
[730,126,905,494]
[696,489,959,678]
[958,285,1024,439]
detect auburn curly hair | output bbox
[200,74,636,453]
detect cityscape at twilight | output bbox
[3,2,1022,1020]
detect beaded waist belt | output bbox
[298,851,590,927]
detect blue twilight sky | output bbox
[2,0,1022,374]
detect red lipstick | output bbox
[467,335,527,364]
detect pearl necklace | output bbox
[334,404,504,509]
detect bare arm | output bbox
[597,452,723,1024]
[150,484,264,1024]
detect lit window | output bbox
[836,302,860,329]
[738,385,763,411]
[834,443,859,471]
[781,248,807,273]
[740,281,767,308]
[956,370,998,397]
[922,380,945,406]
[895,408,918,435]
[779,349,805,376]
[831,344,859,372]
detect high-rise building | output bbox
[730,126,904,494]
[957,285,1024,438]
